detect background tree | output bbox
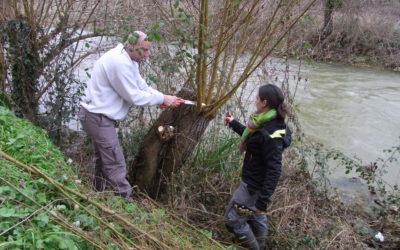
[321,0,343,40]
[0,0,15,106]
[0,0,114,139]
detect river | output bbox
[263,59,400,187]
[298,62,399,186]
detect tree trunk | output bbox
[129,88,214,198]
[0,0,15,22]
[322,0,342,40]
[321,7,333,40]
[4,16,40,121]
[0,41,6,94]
[0,0,15,93]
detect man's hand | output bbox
[224,111,234,126]
[163,95,182,108]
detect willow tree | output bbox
[130,0,317,197]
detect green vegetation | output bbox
[0,106,223,249]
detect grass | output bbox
[0,106,225,249]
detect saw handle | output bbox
[159,98,185,108]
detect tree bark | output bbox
[321,0,342,40]
[0,0,15,92]
[321,6,333,40]
[4,17,40,121]
[129,88,214,198]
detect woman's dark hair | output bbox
[259,84,288,119]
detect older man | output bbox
[78,31,181,199]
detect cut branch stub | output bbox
[156,125,175,141]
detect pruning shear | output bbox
[160,98,206,108]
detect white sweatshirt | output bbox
[81,43,164,120]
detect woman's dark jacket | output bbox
[229,117,291,211]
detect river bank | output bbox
[287,0,400,72]
[59,121,399,249]
[0,107,225,249]
[302,50,400,73]
[1,101,392,249]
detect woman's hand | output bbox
[224,111,234,126]
[255,208,266,215]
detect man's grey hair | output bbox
[126,31,147,45]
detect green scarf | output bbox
[239,109,277,152]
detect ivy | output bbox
[2,17,40,120]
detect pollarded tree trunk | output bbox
[129,88,214,198]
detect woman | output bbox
[224,84,291,250]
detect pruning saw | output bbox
[160,99,206,108]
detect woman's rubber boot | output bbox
[234,231,259,250]
[252,228,267,250]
